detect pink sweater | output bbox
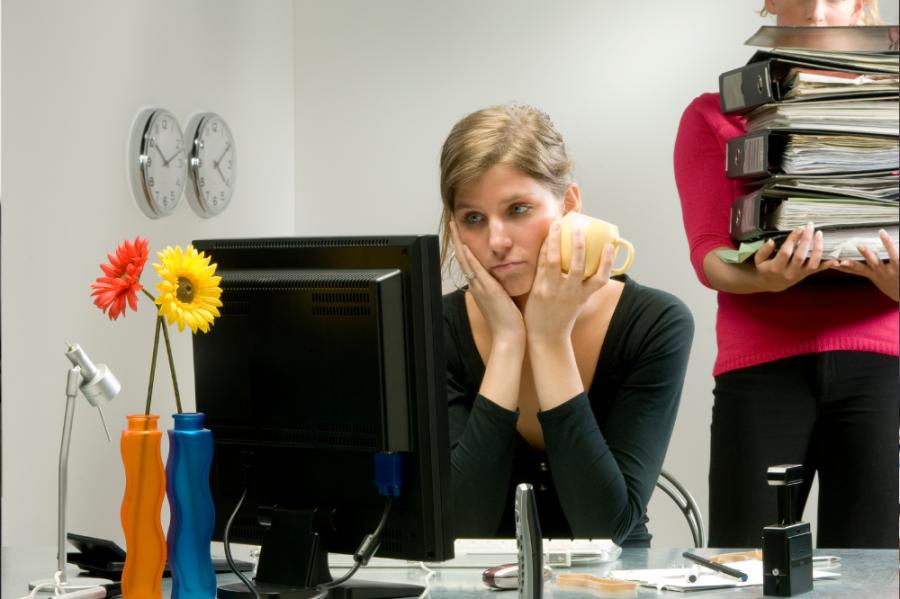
[674,93,898,376]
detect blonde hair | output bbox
[438,104,573,271]
[759,0,882,24]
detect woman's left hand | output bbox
[523,220,614,346]
[831,229,899,302]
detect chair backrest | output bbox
[655,469,706,548]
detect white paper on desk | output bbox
[611,560,839,592]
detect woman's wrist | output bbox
[491,332,526,355]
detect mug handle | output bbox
[610,239,634,276]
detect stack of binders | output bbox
[719,28,899,260]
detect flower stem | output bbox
[159,316,183,414]
[145,316,162,415]
[142,287,182,414]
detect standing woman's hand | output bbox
[524,221,613,346]
[450,221,526,347]
[753,223,832,292]
[832,229,900,302]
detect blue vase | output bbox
[166,413,216,599]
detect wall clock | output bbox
[185,112,236,218]
[128,108,187,219]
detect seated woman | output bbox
[439,104,694,547]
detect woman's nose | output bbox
[807,0,828,25]
[488,220,512,252]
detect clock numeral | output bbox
[146,156,153,167]
[161,119,169,130]
[211,122,219,133]
[148,176,155,188]
[199,177,206,188]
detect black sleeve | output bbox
[538,295,694,545]
[444,301,519,537]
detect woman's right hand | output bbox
[450,221,526,348]
[753,223,832,292]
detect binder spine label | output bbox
[721,71,744,114]
[719,61,776,114]
[727,134,768,179]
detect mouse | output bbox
[482,562,553,590]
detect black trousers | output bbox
[708,351,899,549]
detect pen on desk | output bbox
[685,564,699,583]
[682,551,749,582]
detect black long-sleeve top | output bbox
[443,275,694,547]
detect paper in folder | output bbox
[725,130,899,178]
[760,174,899,203]
[729,189,899,260]
[720,50,899,115]
[744,97,899,136]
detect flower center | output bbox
[176,277,195,303]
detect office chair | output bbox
[655,469,706,548]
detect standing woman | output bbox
[674,0,898,548]
[440,104,693,547]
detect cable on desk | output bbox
[18,570,64,599]
[224,486,260,599]
[316,496,395,594]
[416,561,437,598]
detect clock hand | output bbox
[213,143,231,168]
[152,142,168,165]
[215,162,229,185]
[164,147,183,166]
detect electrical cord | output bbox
[416,561,437,598]
[18,570,64,599]
[223,487,260,599]
[316,496,394,594]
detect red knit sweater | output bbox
[674,93,898,376]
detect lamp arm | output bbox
[57,366,82,583]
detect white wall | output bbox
[293,0,896,547]
[3,0,897,553]
[1,0,295,547]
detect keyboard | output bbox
[328,538,621,569]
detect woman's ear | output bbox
[562,183,581,215]
[763,0,778,15]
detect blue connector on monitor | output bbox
[374,452,403,497]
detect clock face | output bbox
[186,113,236,218]
[129,108,187,218]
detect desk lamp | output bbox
[29,343,121,592]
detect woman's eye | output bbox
[510,204,531,215]
[462,213,483,225]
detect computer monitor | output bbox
[191,235,454,599]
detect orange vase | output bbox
[120,414,167,599]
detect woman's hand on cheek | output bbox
[450,221,526,347]
[524,222,612,346]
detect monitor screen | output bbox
[192,235,453,598]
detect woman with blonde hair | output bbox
[674,0,897,548]
[440,104,693,546]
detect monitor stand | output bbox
[218,507,425,599]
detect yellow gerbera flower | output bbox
[153,245,223,333]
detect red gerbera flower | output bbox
[90,237,150,320]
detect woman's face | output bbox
[453,165,573,298]
[765,0,864,26]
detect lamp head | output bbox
[65,343,121,406]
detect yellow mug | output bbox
[559,212,634,278]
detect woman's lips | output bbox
[491,261,526,275]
